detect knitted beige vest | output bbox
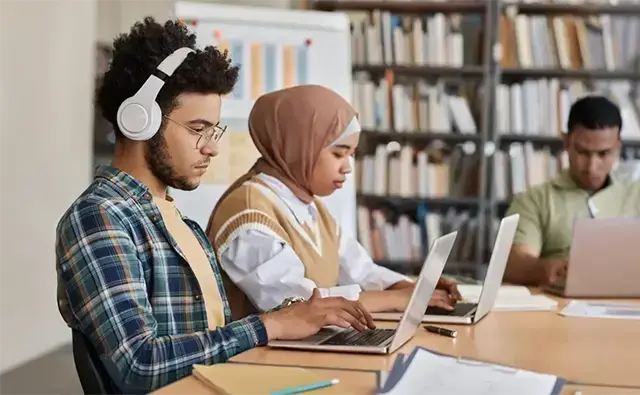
[208,176,340,320]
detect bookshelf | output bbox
[312,0,640,277]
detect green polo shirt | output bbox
[505,170,640,259]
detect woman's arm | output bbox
[219,230,362,312]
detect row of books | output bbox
[496,79,640,138]
[350,9,466,67]
[352,77,479,134]
[500,0,639,71]
[356,144,478,198]
[347,0,640,71]
[356,206,488,264]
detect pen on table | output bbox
[424,325,457,338]
[270,378,339,395]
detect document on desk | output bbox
[192,363,350,394]
[378,347,565,395]
[560,301,640,320]
[458,285,558,311]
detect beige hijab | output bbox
[216,84,358,208]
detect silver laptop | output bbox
[267,231,458,354]
[372,214,519,325]
[545,218,640,298]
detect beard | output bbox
[145,132,199,191]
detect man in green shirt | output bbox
[504,95,640,286]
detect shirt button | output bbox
[151,215,158,221]
[194,294,202,301]
[143,193,151,200]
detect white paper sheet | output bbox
[559,301,640,320]
[379,348,561,395]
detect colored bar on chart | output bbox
[263,43,277,94]
[282,45,296,88]
[217,40,230,55]
[229,41,244,100]
[251,43,264,100]
[296,45,309,85]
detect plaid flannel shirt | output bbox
[56,165,268,394]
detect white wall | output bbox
[97,0,298,43]
[0,0,96,373]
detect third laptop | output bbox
[372,213,519,325]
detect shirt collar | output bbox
[551,169,616,191]
[256,173,317,224]
[94,164,152,201]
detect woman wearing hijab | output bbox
[206,85,461,320]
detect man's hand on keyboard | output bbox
[261,289,376,341]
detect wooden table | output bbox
[153,295,640,394]
[155,367,640,395]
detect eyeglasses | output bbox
[163,116,227,149]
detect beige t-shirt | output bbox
[506,170,640,259]
[155,197,226,329]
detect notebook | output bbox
[192,363,350,394]
[458,284,558,311]
[377,347,565,395]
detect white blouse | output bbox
[218,173,411,312]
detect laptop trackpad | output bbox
[297,327,342,344]
[426,302,477,316]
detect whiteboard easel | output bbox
[170,2,357,238]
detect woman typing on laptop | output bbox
[207,85,461,319]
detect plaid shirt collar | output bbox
[95,164,156,201]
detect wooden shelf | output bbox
[353,65,486,79]
[498,134,640,149]
[505,2,640,16]
[313,0,487,14]
[501,68,640,81]
[357,194,479,211]
[362,130,481,144]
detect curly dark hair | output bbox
[97,17,239,139]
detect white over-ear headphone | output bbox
[116,47,195,141]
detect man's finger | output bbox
[336,300,368,327]
[324,313,350,329]
[335,309,365,331]
[354,301,376,329]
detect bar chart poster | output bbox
[215,38,310,102]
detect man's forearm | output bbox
[99,315,267,393]
[505,253,543,286]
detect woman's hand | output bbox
[436,276,462,301]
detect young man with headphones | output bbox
[55,17,374,393]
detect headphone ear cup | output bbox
[117,97,151,140]
[116,98,162,141]
[144,101,163,140]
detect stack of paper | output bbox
[377,347,565,395]
[459,284,558,311]
[560,301,640,320]
[192,363,349,394]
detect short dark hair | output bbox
[97,17,239,138]
[567,95,622,134]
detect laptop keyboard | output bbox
[320,328,396,346]
[426,302,477,316]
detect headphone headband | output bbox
[117,47,195,141]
